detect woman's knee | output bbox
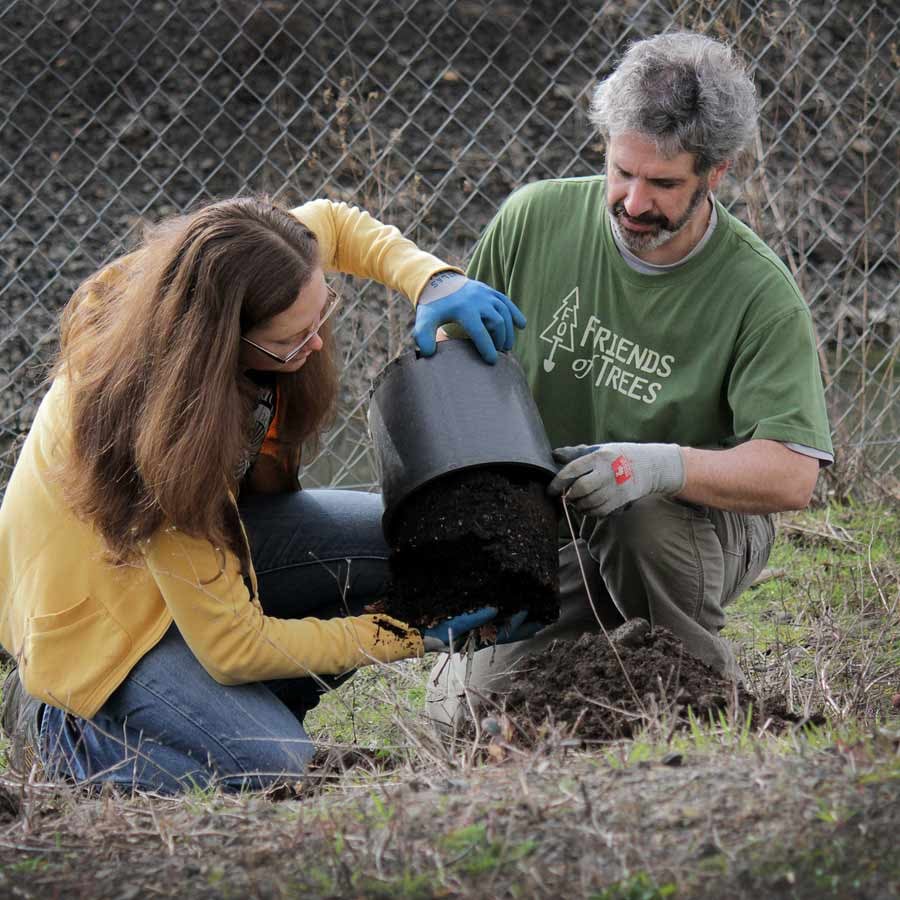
[41,702,316,795]
[217,731,316,790]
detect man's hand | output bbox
[549,442,685,517]
[414,276,526,364]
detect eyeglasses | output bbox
[240,286,340,364]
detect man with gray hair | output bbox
[425,32,833,724]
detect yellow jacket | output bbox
[0,199,457,718]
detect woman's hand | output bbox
[414,275,526,364]
[421,607,497,652]
[420,607,543,652]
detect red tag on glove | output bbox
[612,455,633,484]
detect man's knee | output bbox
[425,644,539,731]
[583,496,726,628]
[585,495,696,556]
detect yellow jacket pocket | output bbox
[22,595,132,714]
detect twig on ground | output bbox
[752,567,788,586]
[561,498,646,713]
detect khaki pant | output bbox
[425,495,775,728]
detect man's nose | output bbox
[623,180,653,217]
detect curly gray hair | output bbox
[590,32,759,172]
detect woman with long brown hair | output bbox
[0,195,527,793]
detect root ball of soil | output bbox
[384,467,560,628]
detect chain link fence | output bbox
[1,0,897,499]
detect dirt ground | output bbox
[386,467,560,627]
[0,740,897,899]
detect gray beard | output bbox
[610,215,680,253]
[609,181,709,254]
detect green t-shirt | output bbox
[467,176,833,459]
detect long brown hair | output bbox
[55,196,338,562]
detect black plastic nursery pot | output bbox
[368,339,558,537]
[368,339,561,629]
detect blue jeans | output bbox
[40,489,390,794]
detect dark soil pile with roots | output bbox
[491,620,813,743]
[384,467,560,629]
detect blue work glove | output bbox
[422,606,498,652]
[548,442,685,517]
[421,608,544,652]
[414,275,526,364]
[490,610,545,645]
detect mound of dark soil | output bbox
[495,620,816,742]
[384,467,559,628]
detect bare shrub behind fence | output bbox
[1,0,897,498]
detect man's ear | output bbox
[708,160,731,192]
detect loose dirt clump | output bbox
[384,467,559,628]
[493,620,813,742]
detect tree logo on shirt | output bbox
[540,287,579,372]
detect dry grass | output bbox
[0,730,897,898]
